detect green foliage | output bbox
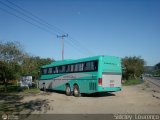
[155,62,160,69]
[21,56,53,79]
[123,79,143,86]
[22,87,40,94]
[122,56,145,80]
[0,41,24,83]
[0,84,40,93]
[0,41,25,63]
[153,62,160,76]
[0,61,21,81]
[0,41,53,86]
[0,61,9,81]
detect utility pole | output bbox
[57,34,68,60]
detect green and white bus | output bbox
[39,55,122,96]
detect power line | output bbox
[5,0,66,35]
[0,7,56,35]
[0,6,90,56]
[65,38,90,56]
[68,36,94,55]
[4,0,95,56]
[0,0,58,36]
[0,0,95,56]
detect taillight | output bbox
[98,78,102,86]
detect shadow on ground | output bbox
[45,89,116,97]
[81,92,115,97]
[0,92,51,118]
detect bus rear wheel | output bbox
[65,85,71,96]
[73,85,80,97]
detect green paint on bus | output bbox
[38,55,122,95]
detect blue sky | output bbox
[0,0,160,66]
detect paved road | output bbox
[144,77,160,88]
[152,77,160,80]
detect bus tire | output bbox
[73,85,80,97]
[65,85,71,96]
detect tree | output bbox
[0,41,24,79]
[155,62,160,70]
[0,41,53,91]
[122,56,145,80]
[154,62,160,76]
[0,41,25,63]
[0,61,20,91]
[0,61,9,82]
[0,41,25,91]
[21,56,53,80]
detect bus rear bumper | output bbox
[98,87,121,92]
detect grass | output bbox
[0,84,40,94]
[123,79,143,86]
[22,87,40,94]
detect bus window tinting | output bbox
[42,68,48,74]
[48,68,52,74]
[79,63,84,71]
[66,65,70,73]
[41,60,98,75]
[62,66,66,73]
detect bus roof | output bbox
[41,55,120,68]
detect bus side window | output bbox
[43,68,48,75]
[48,67,52,74]
[71,65,74,72]
[79,63,84,71]
[74,64,79,72]
[62,66,66,73]
[55,67,58,73]
[52,67,56,74]
[84,61,98,71]
[59,66,62,73]
[85,62,91,71]
[90,62,94,70]
[66,65,71,73]
[94,60,98,70]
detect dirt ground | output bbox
[20,81,160,114]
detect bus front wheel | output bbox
[73,85,80,97]
[65,85,71,96]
